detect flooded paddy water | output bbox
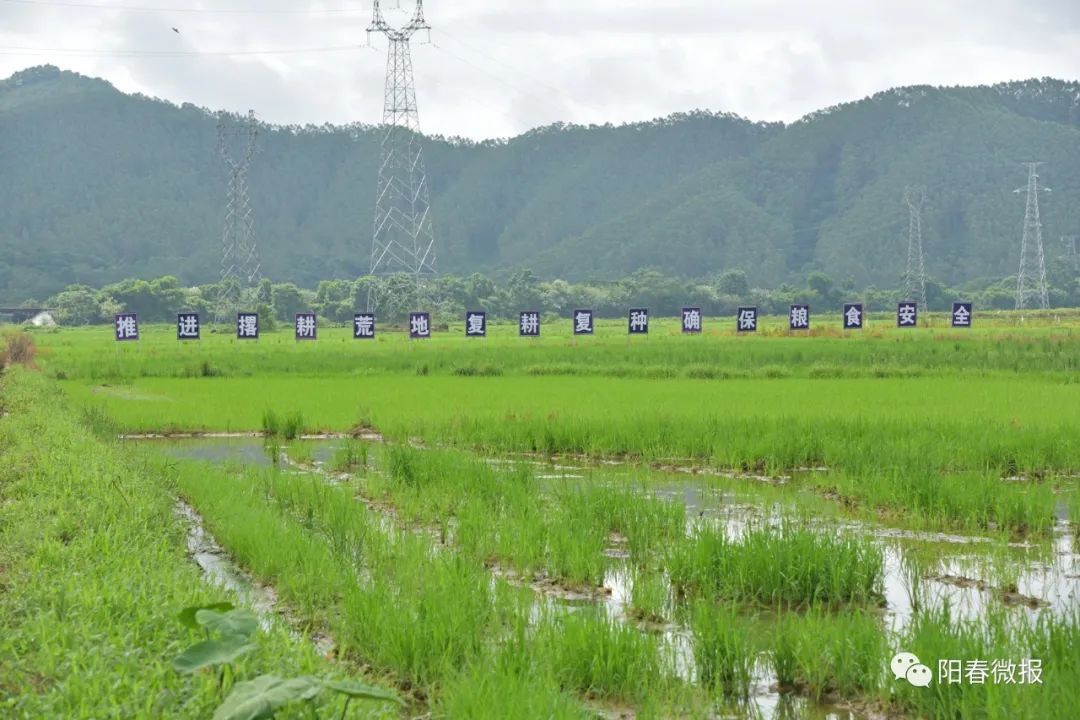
[143,435,1079,720]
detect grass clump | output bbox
[1,330,37,368]
[437,662,589,720]
[771,607,887,702]
[669,521,884,607]
[262,408,304,440]
[813,470,1057,537]
[531,607,666,702]
[629,568,669,623]
[330,440,368,472]
[896,606,1080,720]
[689,602,757,699]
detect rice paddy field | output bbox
[2,310,1079,719]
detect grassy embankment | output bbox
[0,366,398,719]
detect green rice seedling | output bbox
[772,607,887,702]
[545,512,609,588]
[531,606,667,702]
[894,605,1080,720]
[57,362,1080,482]
[330,440,367,472]
[177,459,500,691]
[668,521,884,607]
[771,623,798,689]
[261,408,281,437]
[281,410,304,441]
[630,568,669,624]
[689,601,757,699]
[437,662,590,720]
[342,539,496,687]
[286,441,315,466]
[262,437,282,467]
[809,469,1058,537]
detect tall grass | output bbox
[771,608,887,701]
[0,369,340,718]
[530,606,667,702]
[811,470,1058,536]
[369,446,684,587]
[1,330,37,368]
[897,606,1080,719]
[668,522,884,607]
[689,602,757,699]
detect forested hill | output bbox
[2,65,1080,304]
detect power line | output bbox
[0,43,367,57]
[0,0,365,14]
[435,27,574,107]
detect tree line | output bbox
[39,265,1080,327]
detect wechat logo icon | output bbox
[892,652,933,688]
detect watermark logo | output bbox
[891,652,933,687]
[891,652,1043,688]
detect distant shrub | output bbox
[451,364,503,377]
[685,364,730,380]
[2,331,37,368]
[525,364,580,377]
[807,364,845,379]
[756,365,791,379]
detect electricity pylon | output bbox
[903,186,928,307]
[216,110,261,324]
[367,0,436,312]
[1015,163,1050,311]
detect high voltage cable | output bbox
[435,27,574,107]
[0,0,365,14]
[0,43,368,57]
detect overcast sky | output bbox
[2,0,1079,139]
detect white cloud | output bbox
[0,0,1078,139]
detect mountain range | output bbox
[2,64,1079,304]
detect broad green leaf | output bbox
[178,602,234,630]
[172,635,256,674]
[196,608,259,639]
[324,679,404,705]
[212,675,322,720]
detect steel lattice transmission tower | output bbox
[216,110,261,323]
[367,0,436,311]
[903,185,928,307]
[1015,162,1050,311]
